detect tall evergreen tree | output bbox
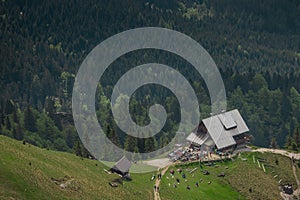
[24,106,37,132]
[270,137,278,149]
[0,113,4,126]
[65,127,75,149]
[74,140,83,157]
[106,125,121,147]
[281,94,292,121]
[4,100,14,115]
[293,128,300,147]
[124,135,138,152]
[137,131,146,153]
[285,135,293,150]
[5,116,11,130]
[144,136,156,153]
[13,110,19,123]
[13,124,24,141]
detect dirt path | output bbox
[154,165,171,200]
[253,148,300,160]
[292,158,300,199]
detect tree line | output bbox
[1,71,299,157]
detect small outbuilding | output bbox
[110,156,131,177]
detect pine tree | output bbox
[292,142,298,151]
[24,106,37,132]
[111,129,121,147]
[74,140,82,157]
[13,110,19,123]
[124,135,137,152]
[82,146,91,158]
[293,128,300,148]
[281,95,292,121]
[0,113,4,126]
[106,125,121,147]
[4,100,14,115]
[270,137,278,149]
[132,146,140,162]
[13,124,23,140]
[159,135,169,148]
[105,124,111,136]
[285,135,293,150]
[5,116,11,130]
[137,131,145,153]
[45,97,56,118]
[65,127,74,148]
[144,136,156,153]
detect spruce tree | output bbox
[5,116,11,130]
[106,125,121,147]
[144,136,156,153]
[74,140,82,157]
[13,110,19,123]
[270,137,278,149]
[65,127,74,148]
[24,106,37,132]
[124,135,137,152]
[293,128,300,148]
[13,124,23,140]
[5,100,14,115]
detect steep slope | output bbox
[0,135,153,200]
[1,135,299,199]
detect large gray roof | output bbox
[187,109,249,149]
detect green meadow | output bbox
[160,152,296,200]
[0,135,154,200]
[1,135,298,200]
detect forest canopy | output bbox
[0,0,300,156]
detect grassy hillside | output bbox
[0,135,154,200]
[160,161,245,200]
[160,152,297,200]
[1,135,299,200]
